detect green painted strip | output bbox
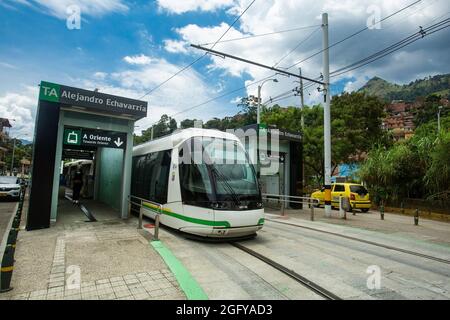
[151,240,208,300]
[142,202,231,228]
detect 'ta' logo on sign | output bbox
[39,81,60,102]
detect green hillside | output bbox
[358,73,450,102]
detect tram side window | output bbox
[153,150,171,204]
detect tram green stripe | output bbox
[151,240,208,300]
[142,202,231,228]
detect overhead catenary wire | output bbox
[137,0,257,100]
[284,0,423,70]
[272,26,321,68]
[330,18,450,78]
[139,0,440,129]
[199,24,321,46]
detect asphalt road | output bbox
[0,199,17,247]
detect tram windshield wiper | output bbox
[209,165,241,206]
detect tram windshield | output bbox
[179,137,261,210]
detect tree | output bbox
[134,114,178,145]
[414,94,449,127]
[180,119,198,129]
[359,114,450,202]
[262,92,388,187]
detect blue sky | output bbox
[0,0,448,138]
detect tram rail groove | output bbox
[230,242,342,300]
[266,218,450,265]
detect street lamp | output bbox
[257,78,278,125]
[437,105,443,132]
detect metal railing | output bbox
[127,195,163,241]
[262,193,319,221]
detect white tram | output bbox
[131,128,264,238]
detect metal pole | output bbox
[281,199,285,216]
[150,126,154,140]
[10,138,16,175]
[153,207,161,241]
[310,202,314,221]
[138,199,143,229]
[299,68,306,201]
[322,13,332,218]
[414,208,419,226]
[257,85,262,125]
[299,68,305,129]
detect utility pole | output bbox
[257,85,262,125]
[151,125,154,140]
[10,138,16,176]
[299,68,305,200]
[322,13,332,218]
[299,68,305,128]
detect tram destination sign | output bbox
[39,81,147,119]
[64,128,127,149]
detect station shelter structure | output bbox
[236,124,303,208]
[26,81,147,230]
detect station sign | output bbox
[39,81,147,119]
[64,128,127,149]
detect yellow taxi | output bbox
[310,183,371,212]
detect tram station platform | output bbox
[0,196,186,300]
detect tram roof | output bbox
[133,128,240,156]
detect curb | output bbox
[0,202,19,290]
[150,240,208,300]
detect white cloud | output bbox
[157,0,236,14]
[165,0,450,106]
[6,0,128,19]
[77,56,222,133]
[0,86,38,139]
[123,54,154,65]
[0,62,17,70]
[93,71,107,80]
[163,39,188,53]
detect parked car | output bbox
[311,183,371,212]
[0,176,21,200]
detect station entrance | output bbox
[26,81,147,230]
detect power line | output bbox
[137,0,257,100]
[272,26,321,68]
[330,18,450,78]
[284,0,423,69]
[199,24,321,46]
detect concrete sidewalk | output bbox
[0,198,186,300]
[265,206,450,246]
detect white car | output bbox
[0,176,21,200]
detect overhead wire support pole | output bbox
[299,68,305,202]
[190,44,325,86]
[322,13,332,218]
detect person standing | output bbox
[72,166,83,204]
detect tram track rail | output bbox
[266,218,450,265]
[230,242,342,300]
